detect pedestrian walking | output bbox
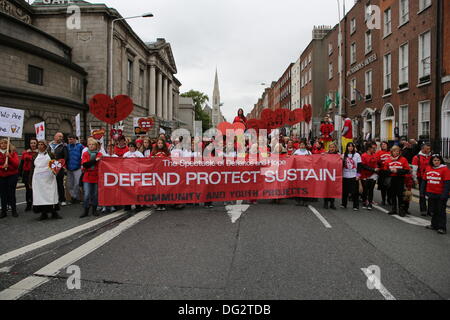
[19,138,38,212]
[0,138,20,218]
[383,146,411,217]
[412,143,432,216]
[48,132,68,207]
[341,142,361,211]
[423,155,449,235]
[80,138,103,218]
[30,140,61,221]
[360,142,379,211]
[66,134,84,204]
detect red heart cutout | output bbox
[303,104,313,123]
[286,110,298,126]
[89,94,134,125]
[138,118,154,132]
[232,122,246,132]
[261,109,274,122]
[92,129,105,140]
[246,119,260,131]
[293,109,304,124]
[48,159,65,175]
[110,129,123,141]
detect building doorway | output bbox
[442,92,450,139]
[381,103,395,141]
[362,108,376,141]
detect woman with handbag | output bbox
[382,146,411,217]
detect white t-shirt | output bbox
[123,151,144,158]
[293,149,312,156]
[343,153,361,178]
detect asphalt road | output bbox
[0,188,449,300]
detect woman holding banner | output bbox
[151,139,171,211]
[0,139,20,218]
[80,138,103,218]
[30,140,61,221]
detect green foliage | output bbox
[181,90,212,132]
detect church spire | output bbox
[212,69,221,127]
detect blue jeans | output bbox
[83,182,98,209]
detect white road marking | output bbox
[0,209,152,300]
[225,200,249,224]
[308,205,332,229]
[0,210,128,265]
[361,268,396,300]
[0,266,12,273]
[373,205,430,227]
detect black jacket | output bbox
[47,143,68,163]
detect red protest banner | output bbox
[98,155,342,206]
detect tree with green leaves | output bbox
[181,90,212,132]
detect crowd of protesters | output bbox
[0,111,448,234]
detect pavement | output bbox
[0,188,449,300]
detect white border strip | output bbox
[0,209,152,300]
[308,205,332,229]
[361,268,396,300]
[0,210,127,265]
[373,205,429,227]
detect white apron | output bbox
[32,153,58,206]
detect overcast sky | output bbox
[103,0,355,122]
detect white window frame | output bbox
[329,63,333,80]
[351,42,356,64]
[399,0,409,26]
[399,42,409,87]
[418,30,431,80]
[384,8,392,38]
[365,70,373,98]
[350,18,356,34]
[384,53,392,92]
[309,69,312,83]
[328,43,333,55]
[350,78,356,103]
[399,105,409,137]
[419,0,432,13]
[418,101,431,138]
[365,31,372,54]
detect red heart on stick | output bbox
[293,109,304,124]
[48,159,65,175]
[303,104,313,123]
[89,94,134,125]
[246,119,260,131]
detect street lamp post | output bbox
[108,12,153,146]
[337,0,344,151]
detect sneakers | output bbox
[353,208,359,211]
[60,202,68,207]
[362,204,368,210]
[437,229,447,235]
[367,204,373,211]
[340,205,347,209]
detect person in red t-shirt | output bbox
[114,136,129,158]
[233,108,247,129]
[0,139,20,218]
[382,146,411,217]
[320,116,335,151]
[80,138,103,218]
[422,155,450,234]
[286,140,296,156]
[359,142,380,210]
[312,141,326,154]
[412,143,432,216]
[341,114,353,153]
[19,138,38,211]
[151,139,171,211]
[324,142,339,210]
[375,141,391,205]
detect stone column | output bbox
[168,82,173,121]
[149,65,156,115]
[163,77,168,120]
[157,70,163,118]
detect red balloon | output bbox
[217,122,234,135]
[293,108,304,123]
[89,94,134,125]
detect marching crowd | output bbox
[0,111,448,235]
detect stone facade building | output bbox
[31,0,182,138]
[0,0,88,150]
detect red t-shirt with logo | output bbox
[424,166,450,195]
[342,119,353,139]
[412,154,431,179]
[360,152,379,179]
[384,156,411,177]
[376,150,391,165]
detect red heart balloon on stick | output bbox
[303,104,313,123]
[89,94,134,125]
[293,108,304,124]
[48,159,65,175]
